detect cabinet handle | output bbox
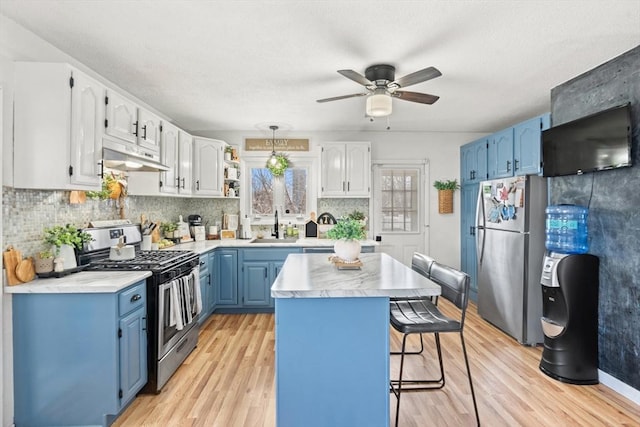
[142,125,147,140]
[133,121,138,136]
[470,226,475,236]
[97,161,104,177]
[506,160,511,172]
[196,180,200,191]
[176,177,180,188]
[130,294,141,302]
[514,159,519,171]
[347,182,350,191]
[342,182,345,191]
[142,316,147,331]
[181,177,185,189]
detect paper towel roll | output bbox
[242,216,253,239]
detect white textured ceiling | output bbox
[1,1,639,135]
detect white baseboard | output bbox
[599,370,640,406]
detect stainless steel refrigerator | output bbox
[476,175,546,345]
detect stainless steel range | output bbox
[79,224,200,393]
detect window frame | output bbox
[242,153,318,226]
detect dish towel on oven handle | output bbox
[169,267,202,330]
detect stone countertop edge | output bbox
[166,238,379,255]
[4,270,152,294]
[271,252,441,299]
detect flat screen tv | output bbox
[542,103,632,177]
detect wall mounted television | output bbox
[542,103,633,177]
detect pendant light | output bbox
[269,125,279,166]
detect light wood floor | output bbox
[114,302,640,426]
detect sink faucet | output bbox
[272,210,279,239]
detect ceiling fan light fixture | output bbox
[366,92,392,117]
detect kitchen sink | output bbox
[250,238,298,244]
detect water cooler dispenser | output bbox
[540,205,599,384]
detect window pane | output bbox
[251,168,274,215]
[379,169,419,232]
[284,168,307,215]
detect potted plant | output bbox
[347,210,367,226]
[326,217,367,262]
[43,224,93,270]
[224,145,233,161]
[433,179,460,214]
[161,222,178,239]
[34,249,54,274]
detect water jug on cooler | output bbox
[545,205,588,254]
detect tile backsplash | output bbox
[2,186,366,257]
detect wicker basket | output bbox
[438,189,454,214]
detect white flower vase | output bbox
[56,244,78,270]
[334,239,361,262]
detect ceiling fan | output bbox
[316,64,442,117]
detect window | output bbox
[380,169,419,232]
[244,156,318,221]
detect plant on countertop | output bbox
[161,222,178,235]
[347,210,366,221]
[433,179,461,191]
[43,224,93,255]
[326,217,366,241]
[37,249,54,260]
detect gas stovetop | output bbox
[87,250,197,272]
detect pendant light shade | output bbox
[366,91,392,117]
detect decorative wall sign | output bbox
[245,138,309,152]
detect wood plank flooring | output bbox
[114,302,640,426]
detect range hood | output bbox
[102,137,170,172]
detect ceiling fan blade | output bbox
[392,90,440,104]
[316,93,369,103]
[391,66,442,88]
[337,70,373,86]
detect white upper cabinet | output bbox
[13,62,105,190]
[193,137,225,196]
[177,131,193,195]
[137,109,162,152]
[159,122,179,194]
[105,90,138,145]
[320,142,371,197]
[105,91,161,156]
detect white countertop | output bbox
[168,238,378,255]
[271,252,441,299]
[4,270,152,294]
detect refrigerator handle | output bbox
[476,183,487,265]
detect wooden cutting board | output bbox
[15,257,35,283]
[3,246,23,286]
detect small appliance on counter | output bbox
[188,214,206,241]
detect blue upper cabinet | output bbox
[513,113,551,176]
[461,138,488,184]
[488,128,514,179]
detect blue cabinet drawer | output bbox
[118,281,146,316]
[198,255,209,275]
[242,247,302,262]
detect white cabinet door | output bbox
[70,71,104,187]
[193,137,224,196]
[13,62,103,190]
[178,131,192,195]
[320,144,346,196]
[137,109,161,153]
[105,91,137,144]
[320,142,371,197]
[345,142,371,196]
[160,122,179,194]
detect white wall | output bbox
[198,130,484,268]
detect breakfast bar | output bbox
[271,252,441,427]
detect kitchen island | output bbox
[271,252,441,427]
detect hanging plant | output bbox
[266,153,290,176]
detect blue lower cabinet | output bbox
[243,261,271,306]
[216,249,239,307]
[12,280,147,427]
[198,254,211,324]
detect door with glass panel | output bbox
[372,162,429,266]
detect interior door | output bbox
[371,162,429,266]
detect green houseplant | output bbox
[161,222,179,238]
[433,179,460,214]
[326,217,366,261]
[43,224,93,270]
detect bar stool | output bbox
[390,262,480,426]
